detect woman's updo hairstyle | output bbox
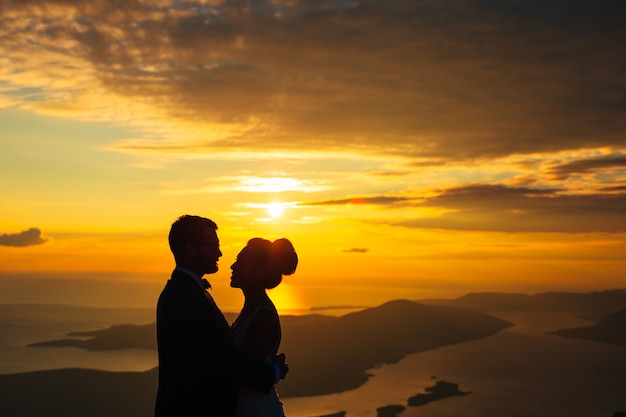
[246,237,298,289]
[270,238,298,275]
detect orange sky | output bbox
[1,1,625,312]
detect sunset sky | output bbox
[1,0,625,312]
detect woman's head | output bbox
[230,238,298,290]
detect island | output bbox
[376,404,406,417]
[407,380,471,406]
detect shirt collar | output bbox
[174,266,207,291]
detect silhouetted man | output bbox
[155,215,286,417]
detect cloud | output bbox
[548,156,626,180]
[303,196,413,206]
[394,184,626,233]
[343,248,369,253]
[302,182,626,233]
[1,0,625,162]
[0,228,48,247]
[600,184,626,193]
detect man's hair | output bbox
[168,215,217,261]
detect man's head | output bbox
[168,215,222,276]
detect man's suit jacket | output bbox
[155,269,275,417]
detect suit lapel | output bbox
[203,290,236,348]
[171,270,235,350]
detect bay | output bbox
[1,304,624,417]
[282,311,626,417]
[0,304,156,374]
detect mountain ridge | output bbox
[419,288,626,320]
[550,308,626,347]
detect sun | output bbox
[267,202,285,218]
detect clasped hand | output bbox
[273,353,289,379]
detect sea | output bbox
[1,304,625,417]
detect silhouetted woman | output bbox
[230,237,298,417]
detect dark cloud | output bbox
[342,247,369,253]
[395,184,626,233]
[0,228,48,247]
[302,195,413,206]
[3,0,625,161]
[303,183,626,233]
[599,184,626,193]
[548,156,626,180]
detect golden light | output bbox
[267,202,286,218]
[238,177,305,193]
[234,176,330,193]
[268,283,306,315]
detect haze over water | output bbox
[0,304,156,374]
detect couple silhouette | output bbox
[155,215,298,417]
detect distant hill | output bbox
[27,323,157,350]
[550,308,626,347]
[279,299,512,397]
[420,289,626,319]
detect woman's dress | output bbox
[232,305,286,417]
